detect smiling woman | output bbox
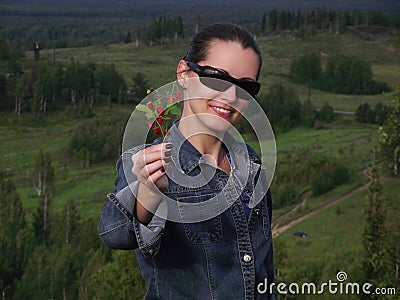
[99,22,276,300]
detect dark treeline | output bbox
[1,8,399,50]
[1,60,126,114]
[289,53,391,95]
[0,14,189,50]
[258,8,400,37]
[0,55,150,116]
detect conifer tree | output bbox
[362,156,388,280]
[0,173,28,298]
[379,91,400,174]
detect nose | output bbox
[220,84,237,103]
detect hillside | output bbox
[35,27,400,110]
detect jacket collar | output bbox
[167,122,260,177]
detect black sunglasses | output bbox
[186,61,260,100]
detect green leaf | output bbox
[136,104,155,119]
[145,112,155,119]
[165,103,181,115]
[136,104,151,113]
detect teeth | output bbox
[213,106,231,114]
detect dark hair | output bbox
[183,22,262,79]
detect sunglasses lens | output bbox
[199,77,232,92]
[188,62,260,100]
[236,81,260,100]
[236,87,253,100]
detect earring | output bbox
[179,77,187,90]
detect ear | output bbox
[176,59,189,87]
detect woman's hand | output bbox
[131,143,172,224]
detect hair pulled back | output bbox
[183,22,262,79]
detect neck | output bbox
[177,120,227,169]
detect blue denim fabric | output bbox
[99,124,276,300]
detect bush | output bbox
[273,183,299,209]
[355,102,391,124]
[273,148,350,208]
[355,103,375,123]
[310,163,349,196]
[67,118,124,166]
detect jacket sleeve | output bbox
[98,149,165,255]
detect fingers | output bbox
[133,143,172,164]
[139,159,165,183]
[132,143,172,186]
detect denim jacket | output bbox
[99,124,276,300]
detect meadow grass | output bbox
[18,162,115,220]
[274,180,399,286]
[0,105,130,220]
[273,120,379,171]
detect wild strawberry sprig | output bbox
[136,86,182,139]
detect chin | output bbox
[198,113,237,134]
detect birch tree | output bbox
[32,150,55,244]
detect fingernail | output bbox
[164,150,172,157]
[165,143,173,149]
[164,157,172,163]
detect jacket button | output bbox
[243,254,252,263]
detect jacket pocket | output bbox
[177,192,222,244]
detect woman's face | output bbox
[178,39,260,134]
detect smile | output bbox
[211,105,233,114]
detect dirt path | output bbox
[272,182,370,238]
[272,168,400,238]
[271,191,310,233]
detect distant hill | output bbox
[1,0,399,50]
[0,0,399,25]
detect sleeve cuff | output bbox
[114,181,166,256]
[133,213,165,256]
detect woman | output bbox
[99,22,276,300]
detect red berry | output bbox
[168,95,174,103]
[157,106,163,115]
[153,127,161,135]
[147,102,153,110]
[147,121,153,128]
[175,92,181,100]
[157,117,163,125]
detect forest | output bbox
[0,4,400,299]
